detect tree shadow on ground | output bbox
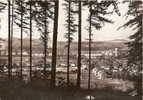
[0,80,141,100]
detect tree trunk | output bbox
[88,4,92,90]
[67,0,71,87]
[77,0,82,88]
[10,0,14,79]
[51,0,59,88]
[20,0,23,79]
[44,2,47,76]
[29,0,32,81]
[8,0,11,80]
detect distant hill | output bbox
[57,39,128,51]
[1,38,128,51]
[109,39,129,43]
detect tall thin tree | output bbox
[33,0,53,77]
[66,0,71,87]
[14,0,29,79]
[29,0,32,81]
[83,0,120,90]
[88,3,92,90]
[120,0,142,95]
[43,0,48,76]
[8,0,11,79]
[10,0,14,78]
[51,0,59,88]
[77,0,82,88]
[20,0,23,79]
[64,0,77,86]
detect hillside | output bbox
[2,38,128,51]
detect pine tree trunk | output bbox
[10,0,14,79]
[67,0,71,87]
[29,0,32,81]
[77,0,82,88]
[88,4,92,90]
[44,2,47,76]
[51,0,59,88]
[20,0,23,79]
[8,0,11,80]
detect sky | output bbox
[0,0,134,41]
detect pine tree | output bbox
[51,0,59,88]
[14,0,29,79]
[77,0,82,88]
[20,0,23,79]
[83,0,120,90]
[10,0,14,79]
[63,0,77,87]
[8,0,12,79]
[121,0,142,95]
[29,0,32,81]
[33,0,53,77]
[122,0,142,69]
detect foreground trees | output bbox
[8,0,11,79]
[20,0,24,79]
[76,0,82,88]
[33,0,53,76]
[83,0,120,90]
[10,0,14,79]
[121,0,142,95]
[64,0,77,86]
[122,0,142,70]
[51,0,59,88]
[29,0,32,81]
[16,0,24,79]
[15,0,28,79]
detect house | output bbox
[92,67,106,80]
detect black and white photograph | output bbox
[0,0,142,100]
